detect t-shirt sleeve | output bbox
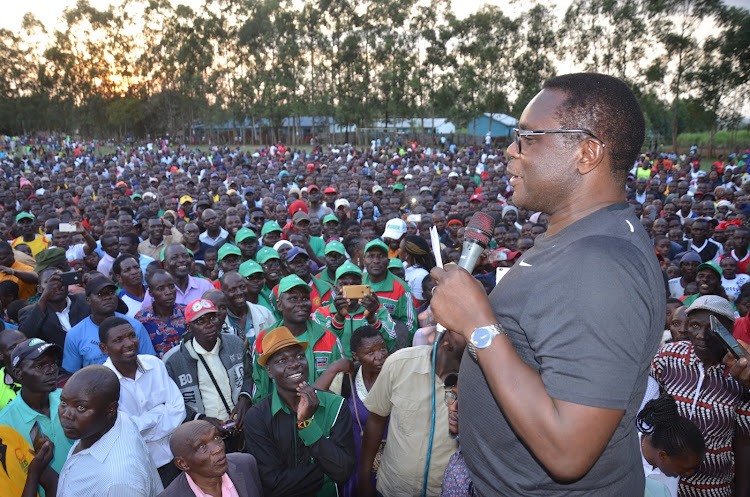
[522,237,660,410]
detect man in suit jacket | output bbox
[18,268,90,350]
[159,420,263,497]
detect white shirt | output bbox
[193,338,234,420]
[56,297,73,332]
[65,243,87,262]
[103,355,185,467]
[404,264,429,301]
[199,227,228,247]
[58,412,164,497]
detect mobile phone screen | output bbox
[30,420,44,450]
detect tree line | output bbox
[0,0,748,152]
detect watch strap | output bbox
[468,324,505,361]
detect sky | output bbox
[5,0,748,32]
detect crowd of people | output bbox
[1,73,750,497]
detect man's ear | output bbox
[107,401,119,419]
[576,138,606,176]
[173,456,189,473]
[99,343,108,355]
[11,366,22,382]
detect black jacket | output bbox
[18,293,90,348]
[243,390,356,497]
[158,452,263,497]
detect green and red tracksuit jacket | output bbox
[270,277,334,315]
[259,285,280,319]
[251,319,344,403]
[312,303,397,359]
[314,268,336,287]
[363,271,418,339]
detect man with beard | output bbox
[62,275,155,373]
[251,275,345,403]
[221,270,275,348]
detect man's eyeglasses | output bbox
[513,128,605,154]
[444,390,457,407]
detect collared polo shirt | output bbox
[0,388,74,474]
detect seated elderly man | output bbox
[244,326,356,497]
[158,420,263,497]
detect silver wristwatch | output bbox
[468,324,505,361]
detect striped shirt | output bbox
[650,341,750,497]
[58,412,163,497]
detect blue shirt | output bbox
[0,389,74,475]
[63,313,156,372]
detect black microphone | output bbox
[435,211,496,342]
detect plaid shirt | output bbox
[135,304,187,359]
[650,341,750,497]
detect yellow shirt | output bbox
[11,235,49,257]
[0,425,38,497]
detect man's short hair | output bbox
[0,280,19,298]
[98,316,132,344]
[543,73,645,181]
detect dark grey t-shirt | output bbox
[460,203,665,496]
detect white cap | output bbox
[334,199,350,210]
[687,295,735,323]
[448,171,459,178]
[382,218,407,240]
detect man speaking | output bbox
[430,73,664,495]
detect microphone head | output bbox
[464,212,495,249]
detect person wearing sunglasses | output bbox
[429,73,665,496]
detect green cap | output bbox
[697,260,722,277]
[160,246,194,262]
[325,240,346,256]
[322,214,339,225]
[389,257,404,269]
[278,274,312,294]
[34,247,66,273]
[335,261,362,281]
[255,246,280,265]
[261,221,282,237]
[16,212,35,223]
[364,238,389,255]
[236,227,257,243]
[239,259,264,277]
[218,244,242,263]
[131,193,142,200]
[392,183,404,191]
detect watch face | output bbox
[472,328,491,348]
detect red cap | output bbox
[306,164,315,171]
[308,184,319,192]
[470,194,483,202]
[185,299,217,323]
[324,187,337,194]
[288,200,309,218]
